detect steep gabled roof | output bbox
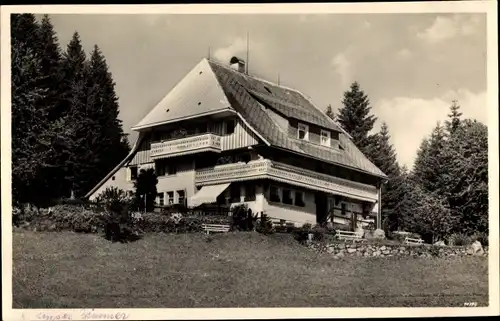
[207,60,387,178]
[132,59,232,131]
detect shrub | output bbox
[429,246,440,257]
[448,233,471,246]
[231,204,258,231]
[293,223,313,244]
[472,232,488,247]
[102,200,141,243]
[311,225,327,242]
[256,213,274,235]
[94,187,133,206]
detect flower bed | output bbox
[15,204,231,234]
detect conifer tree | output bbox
[368,123,402,232]
[337,82,377,151]
[58,32,90,197]
[11,14,51,205]
[412,122,447,195]
[445,100,463,134]
[37,14,63,121]
[444,119,488,235]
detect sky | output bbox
[47,13,487,169]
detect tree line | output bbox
[11,14,130,207]
[327,83,488,243]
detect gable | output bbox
[132,59,232,131]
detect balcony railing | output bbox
[150,133,222,158]
[195,159,379,202]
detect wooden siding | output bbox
[221,118,260,150]
[128,133,153,166]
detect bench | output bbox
[336,230,363,241]
[404,237,424,245]
[202,224,231,235]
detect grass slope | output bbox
[13,231,488,308]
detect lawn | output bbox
[12,230,488,308]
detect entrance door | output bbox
[315,192,328,225]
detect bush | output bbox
[429,246,440,257]
[231,204,258,231]
[472,232,488,247]
[448,233,471,246]
[293,223,313,244]
[311,225,327,242]
[256,213,274,235]
[94,187,133,206]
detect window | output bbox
[294,191,305,207]
[297,123,309,140]
[130,166,138,180]
[230,185,240,203]
[270,186,281,202]
[157,192,165,206]
[226,119,236,135]
[245,185,256,202]
[177,190,185,205]
[320,130,331,146]
[168,164,177,175]
[341,203,347,216]
[167,191,174,205]
[156,161,176,176]
[282,189,293,205]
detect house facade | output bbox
[86,57,387,229]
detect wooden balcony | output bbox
[150,133,222,159]
[195,159,379,202]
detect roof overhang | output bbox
[131,108,234,132]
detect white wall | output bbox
[155,160,196,203]
[262,185,317,226]
[88,167,135,201]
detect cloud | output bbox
[374,89,487,169]
[396,48,412,60]
[213,37,248,63]
[417,14,482,43]
[331,52,352,86]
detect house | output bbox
[85,57,387,229]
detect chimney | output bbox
[229,56,246,73]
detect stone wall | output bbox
[308,241,489,259]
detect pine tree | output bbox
[11,14,51,205]
[71,45,131,197]
[445,100,463,134]
[58,32,90,197]
[37,14,63,121]
[337,82,377,151]
[368,123,402,232]
[412,122,447,195]
[444,119,488,235]
[325,104,334,120]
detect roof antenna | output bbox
[277,72,280,85]
[207,46,211,60]
[246,31,249,74]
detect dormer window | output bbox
[320,129,331,146]
[297,123,309,141]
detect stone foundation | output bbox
[308,241,489,259]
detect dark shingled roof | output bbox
[208,60,387,178]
